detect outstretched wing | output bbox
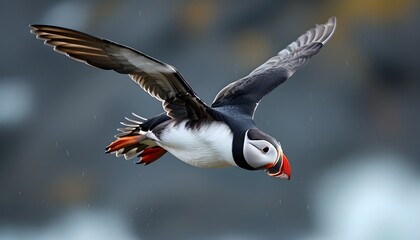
[30,25,211,120]
[212,17,337,117]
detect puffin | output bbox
[30,16,336,179]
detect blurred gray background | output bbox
[1,0,420,239]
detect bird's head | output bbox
[243,129,291,180]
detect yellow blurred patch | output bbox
[232,30,271,69]
[49,174,93,205]
[351,0,410,19]
[179,0,216,34]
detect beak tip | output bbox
[266,153,291,180]
[282,153,291,179]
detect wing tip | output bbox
[29,24,39,34]
[29,24,48,33]
[322,16,337,45]
[327,16,337,26]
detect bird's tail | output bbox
[105,113,166,165]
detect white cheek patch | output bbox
[243,137,277,169]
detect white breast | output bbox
[148,121,236,168]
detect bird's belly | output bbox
[149,121,235,168]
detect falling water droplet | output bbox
[265,212,269,217]
[135,207,138,211]
[150,208,154,212]
[139,10,142,16]
[82,170,85,177]
[66,150,70,157]
[55,141,59,149]
[93,114,96,120]
[131,218,133,223]
[307,204,310,211]
[279,199,282,204]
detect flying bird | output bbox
[30,17,336,179]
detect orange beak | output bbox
[266,153,291,180]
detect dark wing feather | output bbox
[212,17,337,117]
[30,25,211,120]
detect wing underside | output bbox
[30,25,211,120]
[212,17,337,117]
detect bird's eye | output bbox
[262,146,269,153]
